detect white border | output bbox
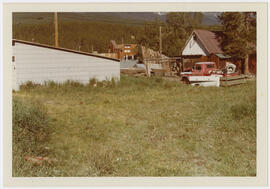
[1,1,268,187]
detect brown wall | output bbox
[183,53,256,74]
[248,53,256,74]
[119,44,137,59]
[183,55,242,73]
[109,42,137,60]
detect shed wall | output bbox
[12,42,120,90]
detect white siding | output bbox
[182,35,209,56]
[12,42,120,90]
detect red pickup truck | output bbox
[181,62,238,85]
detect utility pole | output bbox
[54,12,59,47]
[159,26,162,55]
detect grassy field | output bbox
[12,75,256,176]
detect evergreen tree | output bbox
[136,19,162,52]
[136,12,204,57]
[218,12,256,74]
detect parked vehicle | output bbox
[180,62,240,87]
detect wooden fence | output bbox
[220,75,247,87]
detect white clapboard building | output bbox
[12,39,120,90]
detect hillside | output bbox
[13,12,220,26]
[13,12,166,26]
[12,12,221,54]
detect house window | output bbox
[124,45,131,49]
[12,56,15,62]
[124,49,131,53]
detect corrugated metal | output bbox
[12,42,120,90]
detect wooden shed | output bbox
[12,39,120,90]
[181,29,256,74]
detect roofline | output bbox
[13,39,120,62]
[180,30,210,56]
[180,31,194,55]
[193,30,211,54]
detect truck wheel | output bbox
[183,77,190,84]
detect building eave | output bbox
[13,39,120,62]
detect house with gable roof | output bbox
[181,29,256,74]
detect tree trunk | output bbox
[244,54,249,75]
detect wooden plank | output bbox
[220,75,246,81]
[220,79,246,86]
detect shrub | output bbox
[89,78,97,87]
[12,97,51,156]
[19,81,39,90]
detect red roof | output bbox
[193,29,223,54]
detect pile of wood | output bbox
[141,46,181,77]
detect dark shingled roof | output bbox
[193,29,224,54]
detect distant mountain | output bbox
[202,12,221,25]
[13,12,166,26]
[13,12,220,26]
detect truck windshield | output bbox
[196,65,201,70]
[207,64,214,68]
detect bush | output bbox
[89,78,97,87]
[19,81,40,90]
[12,97,51,156]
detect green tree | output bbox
[136,12,204,57]
[218,12,256,74]
[163,13,188,56]
[136,19,162,52]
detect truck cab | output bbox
[192,62,217,76]
[181,62,218,84]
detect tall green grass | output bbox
[12,97,53,176]
[13,75,256,176]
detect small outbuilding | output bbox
[12,39,120,90]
